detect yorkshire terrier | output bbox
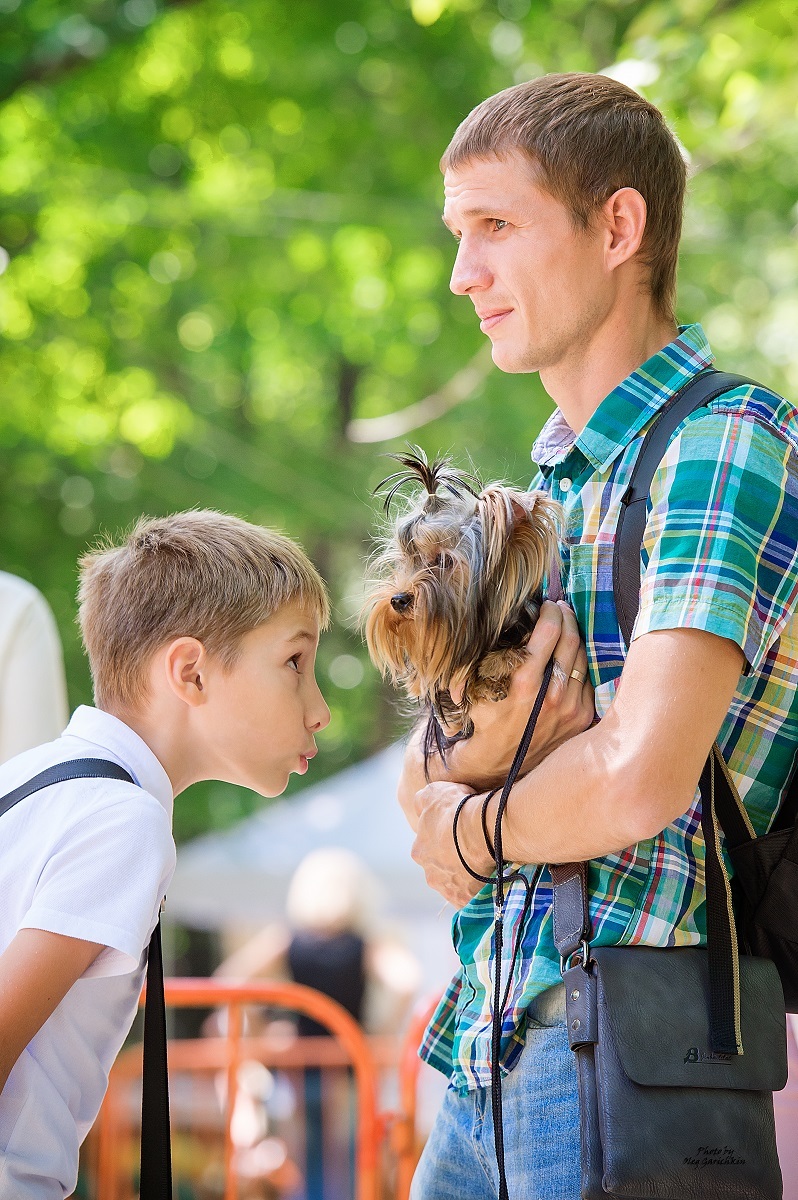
[363,447,562,765]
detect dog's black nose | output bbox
[390,591,414,614]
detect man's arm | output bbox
[397,600,594,829]
[0,929,103,1094]
[410,626,744,905]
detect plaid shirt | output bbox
[420,324,798,1093]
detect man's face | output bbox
[443,150,611,375]
[197,603,331,797]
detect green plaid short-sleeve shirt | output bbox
[420,324,798,1094]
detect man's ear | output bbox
[162,637,208,708]
[601,187,647,272]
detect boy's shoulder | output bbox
[0,705,174,833]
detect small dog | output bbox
[363,447,562,763]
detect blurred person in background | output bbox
[215,848,421,1200]
[0,571,68,762]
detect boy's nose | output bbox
[310,687,331,732]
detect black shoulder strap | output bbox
[611,368,798,843]
[608,369,761,1053]
[140,918,172,1200]
[612,369,756,648]
[0,758,135,820]
[0,757,172,1200]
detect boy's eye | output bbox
[288,654,301,672]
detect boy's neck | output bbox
[103,702,198,798]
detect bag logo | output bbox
[684,1146,746,1168]
[683,1046,732,1064]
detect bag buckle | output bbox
[559,938,590,976]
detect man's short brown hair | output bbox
[441,73,686,321]
[78,510,330,711]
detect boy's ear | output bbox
[162,637,208,707]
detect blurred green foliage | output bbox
[1,0,796,840]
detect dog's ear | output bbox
[505,489,540,519]
[509,489,563,596]
[478,485,562,589]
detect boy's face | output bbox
[443,149,611,376]
[198,602,330,797]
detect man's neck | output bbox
[539,305,678,435]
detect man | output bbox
[400,73,798,1199]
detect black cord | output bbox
[452,794,494,884]
[447,658,554,1199]
[487,656,554,1200]
[481,792,496,858]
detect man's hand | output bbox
[450,600,595,790]
[397,600,594,822]
[410,785,493,907]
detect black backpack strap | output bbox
[140,917,172,1200]
[610,369,761,1054]
[0,757,172,1199]
[613,369,756,647]
[0,758,135,820]
[611,366,796,843]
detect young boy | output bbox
[0,509,330,1198]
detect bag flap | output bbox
[592,946,787,1091]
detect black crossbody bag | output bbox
[613,368,798,1011]
[474,370,792,1200]
[553,368,790,1199]
[0,758,172,1199]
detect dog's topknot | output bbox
[374,445,480,514]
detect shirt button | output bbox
[560,477,572,492]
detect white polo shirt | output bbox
[0,706,176,1199]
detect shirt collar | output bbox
[61,705,174,815]
[531,324,715,472]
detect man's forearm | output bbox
[477,716,641,864]
[467,629,745,865]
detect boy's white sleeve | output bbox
[19,791,176,977]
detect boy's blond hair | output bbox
[78,510,330,712]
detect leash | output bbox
[453,659,554,1199]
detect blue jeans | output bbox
[411,985,580,1200]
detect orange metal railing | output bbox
[91,979,440,1200]
[393,994,440,1200]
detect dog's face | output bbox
[363,450,561,734]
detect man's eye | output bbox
[491,219,508,232]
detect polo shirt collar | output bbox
[532,324,715,472]
[62,705,174,815]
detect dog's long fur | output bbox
[363,448,562,764]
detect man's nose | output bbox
[449,240,491,296]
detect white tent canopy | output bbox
[169,743,447,930]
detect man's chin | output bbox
[489,339,538,375]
